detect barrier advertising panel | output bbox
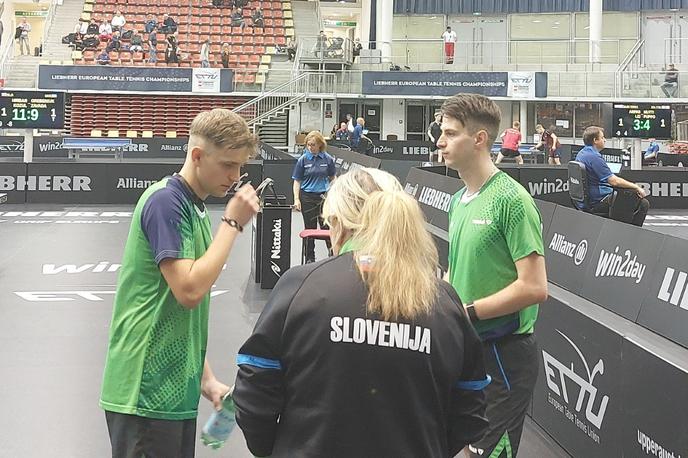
[519,166,572,206]
[0,162,28,203]
[326,146,382,174]
[403,166,461,233]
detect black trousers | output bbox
[592,191,650,227]
[105,411,197,458]
[300,190,330,262]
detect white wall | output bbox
[495,100,513,135]
[381,98,405,140]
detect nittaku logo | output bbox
[0,139,24,152]
[0,175,92,191]
[528,178,569,196]
[549,233,588,266]
[270,218,282,276]
[657,266,688,310]
[417,186,451,212]
[542,330,609,441]
[638,182,688,198]
[595,245,646,284]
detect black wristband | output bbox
[221,216,243,233]
[465,303,479,322]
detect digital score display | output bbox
[612,103,672,139]
[0,90,65,129]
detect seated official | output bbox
[575,126,649,227]
[643,138,660,163]
[233,168,489,458]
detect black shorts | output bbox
[548,148,561,159]
[105,411,197,458]
[467,334,539,458]
[500,148,521,158]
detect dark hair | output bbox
[583,126,604,146]
[441,94,501,147]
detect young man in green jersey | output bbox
[438,94,548,458]
[100,109,261,457]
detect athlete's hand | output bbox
[202,377,230,411]
[225,184,260,227]
[636,186,647,198]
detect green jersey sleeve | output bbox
[500,194,545,263]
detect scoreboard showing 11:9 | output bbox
[0,90,65,129]
[612,103,672,139]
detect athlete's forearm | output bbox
[471,278,547,320]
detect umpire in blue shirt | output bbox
[576,126,649,226]
[292,130,336,263]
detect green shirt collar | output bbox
[339,238,357,254]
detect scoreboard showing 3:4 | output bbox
[612,103,672,139]
[0,90,65,129]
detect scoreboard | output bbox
[612,103,672,139]
[0,90,65,129]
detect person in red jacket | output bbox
[496,121,523,165]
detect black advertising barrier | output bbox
[404,167,462,271]
[657,152,687,167]
[635,235,688,349]
[38,65,234,93]
[518,166,572,206]
[32,136,189,159]
[532,297,624,458]
[620,339,688,457]
[535,199,557,237]
[619,169,688,209]
[361,71,547,98]
[0,162,28,203]
[326,146,382,174]
[259,142,294,161]
[579,219,664,322]
[259,143,296,206]
[251,202,292,289]
[0,136,25,158]
[22,161,262,204]
[544,205,605,296]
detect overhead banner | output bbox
[361,71,546,97]
[32,136,189,159]
[38,65,234,93]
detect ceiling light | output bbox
[532,19,542,23]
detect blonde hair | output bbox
[189,108,258,153]
[305,130,327,152]
[323,168,439,321]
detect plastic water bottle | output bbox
[201,387,236,450]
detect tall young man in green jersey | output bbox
[438,94,548,458]
[100,109,261,457]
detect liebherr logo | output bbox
[595,246,646,284]
[657,266,688,310]
[417,186,451,212]
[0,175,92,191]
[270,219,282,277]
[543,330,609,441]
[549,233,588,266]
[638,181,688,197]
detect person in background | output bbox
[661,63,679,98]
[352,37,362,61]
[533,124,560,165]
[287,37,297,61]
[439,93,548,458]
[496,120,523,165]
[427,112,442,163]
[129,31,144,53]
[147,26,158,63]
[442,26,457,64]
[96,49,110,65]
[233,167,489,458]
[99,20,113,42]
[252,8,264,28]
[350,117,366,153]
[291,131,336,263]
[86,18,99,35]
[18,18,32,56]
[221,42,231,68]
[335,122,350,141]
[643,138,660,162]
[575,126,650,226]
[200,39,211,68]
[111,11,126,32]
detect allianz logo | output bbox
[549,233,587,266]
[657,266,688,310]
[528,178,569,196]
[594,246,646,284]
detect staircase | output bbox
[290,1,320,35]
[42,0,88,61]
[4,56,42,88]
[265,59,295,90]
[257,111,288,146]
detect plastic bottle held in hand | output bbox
[201,387,236,449]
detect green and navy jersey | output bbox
[448,171,544,339]
[100,175,212,420]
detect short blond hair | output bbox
[305,130,327,152]
[189,108,258,153]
